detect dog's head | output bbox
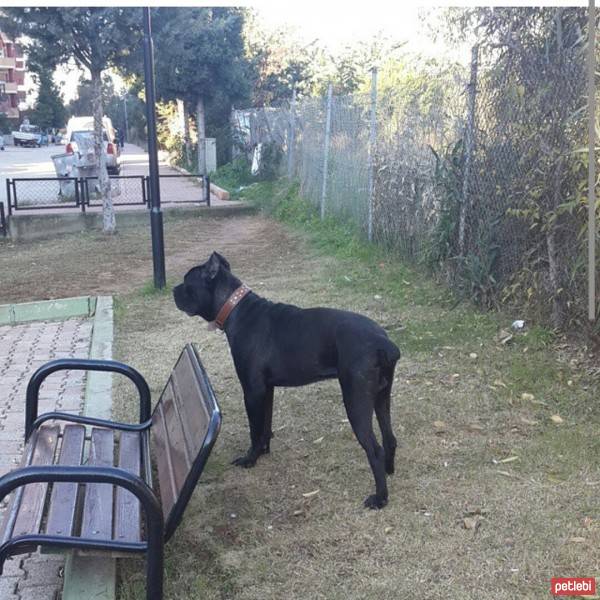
[173,252,239,321]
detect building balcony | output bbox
[2,81,18,94]
[0,106,19,118]
[0,56,16,68]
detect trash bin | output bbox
[51,152,77,200]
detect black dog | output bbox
[173,252,400,509]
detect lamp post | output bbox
[142,6,166,289]
[123,94,129,144]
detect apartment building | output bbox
[0,31,26,121]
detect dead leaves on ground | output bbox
[460,507,488,532]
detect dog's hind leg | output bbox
[262,386,274,454]
[375,365,397,475]
[339,369,388,509]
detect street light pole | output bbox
[143,7,166,289]
[123,94,129,144]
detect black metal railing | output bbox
[0,201,6,237]
[5,174,211,214]
[6,177,82,214]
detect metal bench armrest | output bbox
[0,465,163,542]
[30,412,152,434]
[25,358,151,440]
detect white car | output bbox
[65,116,121,174]
[12,123,42,147]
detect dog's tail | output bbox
[377,337,401,368]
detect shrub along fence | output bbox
[232,9,598,330]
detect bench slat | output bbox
[45,424,85,536]
[152,346,217,524]
[0,428,41,546]
[114,431,141,543]
[11,425,60,538]
[171,352,211,458]
[152,400,179,518]
[81,428,114,540]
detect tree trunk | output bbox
[181,100,191,166]
[91,69,115,234]
[196,96,206,176]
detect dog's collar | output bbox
[215,284,251,329]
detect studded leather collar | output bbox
[215,284,251,329]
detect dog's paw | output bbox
[363,494,388,510]
[231,455,257,468]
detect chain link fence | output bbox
[232,9,598,327]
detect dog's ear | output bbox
[214,252,230,271]
[206,253,221,279]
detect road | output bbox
[0,144,59,206]
[0,142,214,208]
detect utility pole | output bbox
[287,86,297,178]
[588,0,596,323]
[123,94,129,143]
[367,67,378,242]
[320,83,333,220]
[143,7,166,289]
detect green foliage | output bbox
[453,220,501,309]
[0,113,12,134]
[31,69,67,130]
[255,142,283,181]
[424,140,501,309]
[244,12,322,104]
[443,7,591,328]
[153,8,249,110]
[210,157,253,196]
[424,141,463,270]
[0,8,142,78]
[68,74,115,118]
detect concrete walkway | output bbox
[0,318,93,600]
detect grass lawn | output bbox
[1,189,598,600]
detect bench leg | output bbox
[146,534,164,600]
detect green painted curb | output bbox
[0,296,96,325]
[83,296,114,420]
[62,296,116,600]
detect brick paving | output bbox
[0,318,93,600]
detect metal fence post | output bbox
[0,201,6,237]
[6,179,12,216]
[587,0,596,323]
[367,67,378,242]
[321,83,333,220]
[459,45,479,257]
[287,87,297,179]
[77,178,85,213]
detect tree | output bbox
[68,74,114,117]
[244,14,322,105]
[153,7,250,175]
[0,8,142,233]
[31,68,67,130]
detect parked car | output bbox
[12,121,42,147]
[64,116,121,174]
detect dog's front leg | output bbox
[232,384,272,468]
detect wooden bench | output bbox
[0,344,221,600]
